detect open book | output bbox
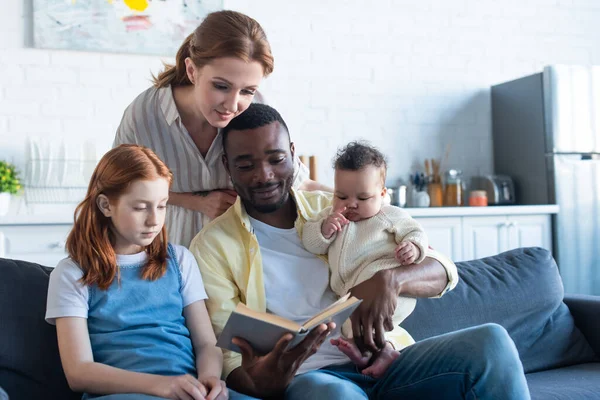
[216,293,362,355]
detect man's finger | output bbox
[374,318,386,349]
[294,325,331,365]
[351,314,366,352]
[384,316,394,331]
[289,324,327,357]
[232,337,256,361]
[272,333,294,357]
[362,315,378,352]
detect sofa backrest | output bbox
[0,258,80,400]
[402,247,597,373]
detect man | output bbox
[189,104,531,399]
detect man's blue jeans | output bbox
[286,323,531,400]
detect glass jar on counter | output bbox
[469,190,488,207]
[444,169,464,207]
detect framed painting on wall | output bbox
[33,0,223,56]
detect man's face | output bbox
[223,122,295,214]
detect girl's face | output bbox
[101,178,169,255]
[185,57,264,128]
[332,166,387,222]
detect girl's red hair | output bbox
[66,144,173,290]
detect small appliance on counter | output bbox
[470,175,515,205]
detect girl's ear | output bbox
[381,186,387,197]
[96,194,113,217]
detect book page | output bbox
[236,302,302,332]
[301,294,360,330]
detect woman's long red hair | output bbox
[66,144,173,290]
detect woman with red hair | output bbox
[45,144,256,399]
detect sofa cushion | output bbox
[402,247,598,373]
[526,363,600,400]
[0,258,79,400]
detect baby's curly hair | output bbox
[333,141,387,184]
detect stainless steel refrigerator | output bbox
[491,65,600,295]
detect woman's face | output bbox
[186,57,264,128]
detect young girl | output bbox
[46,144,255,400]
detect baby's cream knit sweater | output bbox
[302,205,429,345]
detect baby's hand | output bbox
[395,241,419,265]
[322,207,349,239]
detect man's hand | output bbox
[193,189,238,219]
[230,322,335,397]
[349,269,399,353]
[321,207,349,239]
[395,241,420,265]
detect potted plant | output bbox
[0,160,21,216]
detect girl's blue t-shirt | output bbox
[46,244,207,377]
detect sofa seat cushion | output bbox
[0,258,79,400]
[527,363,600,400]
[402,247,597,373]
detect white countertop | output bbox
[0,204,559,225]
[0,213,75,225]
[407,205,559,217]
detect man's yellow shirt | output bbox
[189,188,459,379]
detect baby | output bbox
[302,141,428,378]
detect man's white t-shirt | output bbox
[248,216,350,375]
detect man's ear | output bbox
[290,142,296,159]
[184,57,197,85]
[96,194,113,217]
[222,154,231,177]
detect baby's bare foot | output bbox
[361,343,400,379]
[330,337,371,368]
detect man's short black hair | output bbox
[222,103,290,154]
[333,141,388,182]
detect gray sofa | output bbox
[404,247,600,399]
[1,247,599,399]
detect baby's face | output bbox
[333,165,386,222]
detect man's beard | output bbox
[236,175,294,214]
[253,190,290,213]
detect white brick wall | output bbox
[1,0,600,187]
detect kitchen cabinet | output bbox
[461,216,508,261]
[412,207,555,262]
[416,217,463,262]
[0,224,71,267]
[461,215,551,261]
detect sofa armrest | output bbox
[563,294,600,357]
